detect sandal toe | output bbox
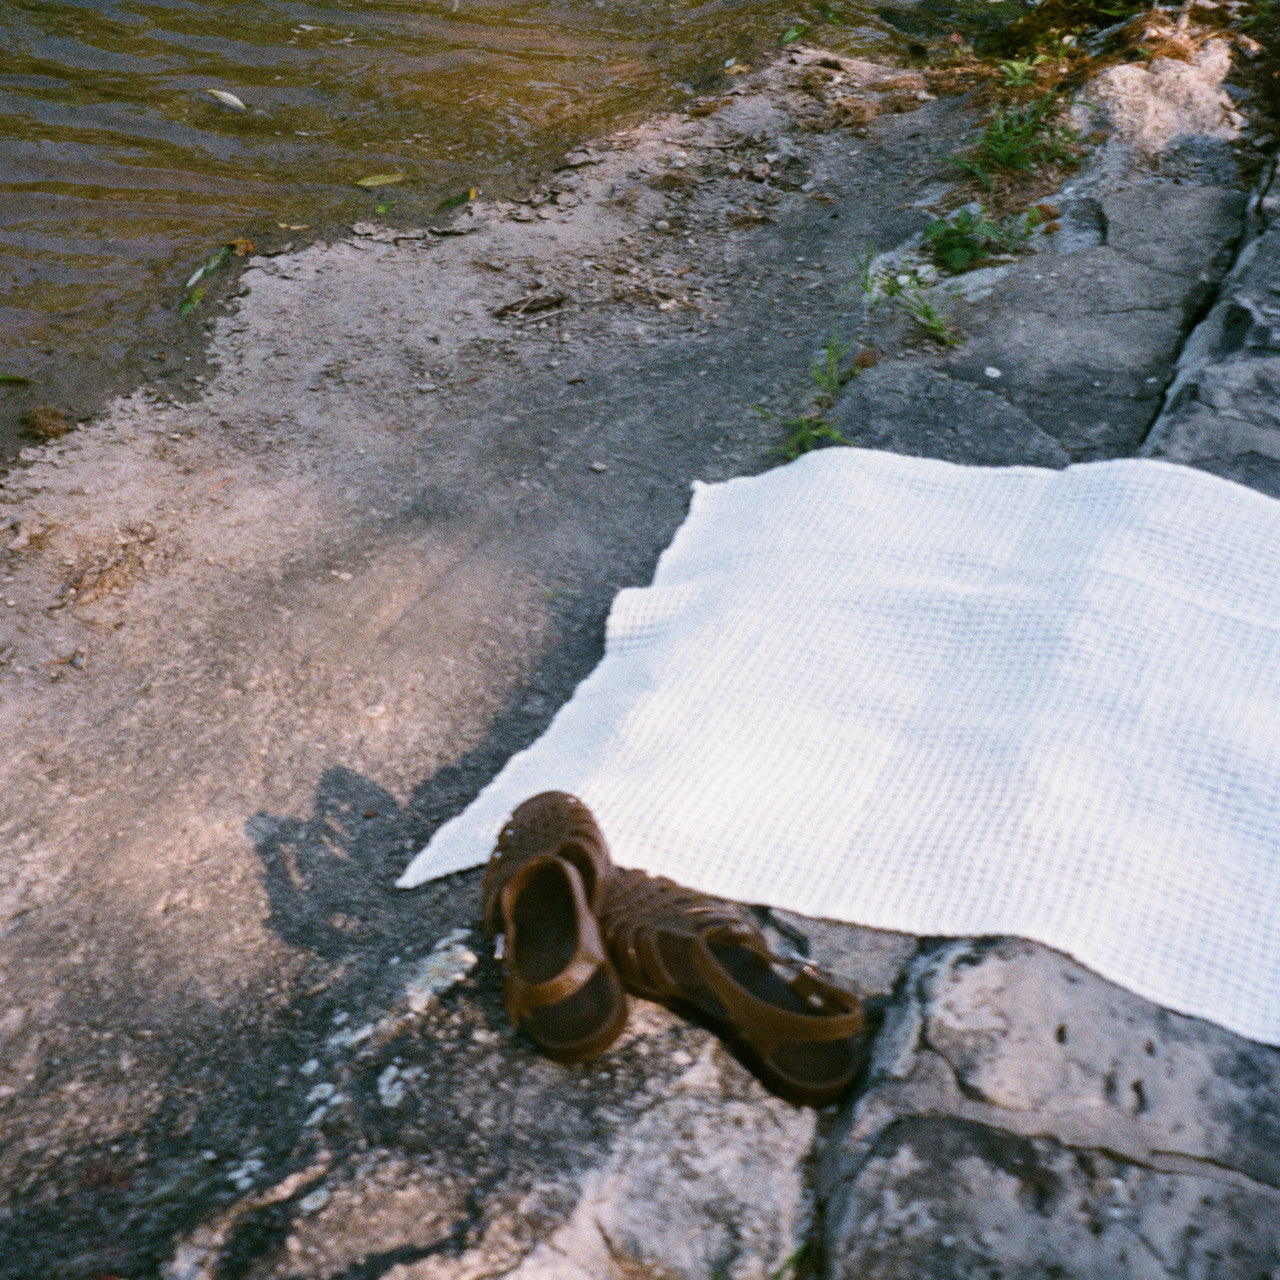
[600,869,872,1105]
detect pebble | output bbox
[299,1187,330,1214]
[376,1062,423,1107]
[326,1021,374,1050]
[226,1156,265,1192]
[404,933,479,1015]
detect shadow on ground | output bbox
[0,621,702,1280]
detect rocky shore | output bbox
[1,15,1278,1279]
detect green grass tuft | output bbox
[777,415,851,460]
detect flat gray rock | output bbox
[938,183,1246,460]
[1144,159,1280,497]
[826,1115,1280,1280]
[827,364,1068,467]
[829,179,1247,463]
[820,939,1280,1278]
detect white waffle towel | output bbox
[399,449,1280,1045]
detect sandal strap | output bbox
[690,930,864,1060]
[497,854,611,1018]
[599,869,755,998]
[508,946,610,1011]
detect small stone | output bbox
[377,1064,405,1107]
[226,1156,265,1191]
[404,936,479,1014]
[299,1187,330,1214]
[326,1021,374,1050]
[984,366,1002,379]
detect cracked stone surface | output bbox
[825,1115,1280,1280]
[831,179,1247,461]
[1144,157,1280,497]
[819,939,1280,1279]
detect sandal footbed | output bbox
[484,796,627,1065]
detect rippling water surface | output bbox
[0,0,899,448]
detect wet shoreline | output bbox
[0,0,920,466]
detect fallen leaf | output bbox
[180,284,207,315]
[230,238,255,256]
[493,292,567,318]
[354,172,406,188]
[688,98,728,118]
[205,88,247,111]
[0,374,32,385]
[726,204,772,226]
[184,245,233,289]
[22,404,71,440]
[435,187,478,212]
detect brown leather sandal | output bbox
[599,869,870,1106]
[481,792,628,1064]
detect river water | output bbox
[0,0,912,456]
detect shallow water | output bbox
[0,0,904,450]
